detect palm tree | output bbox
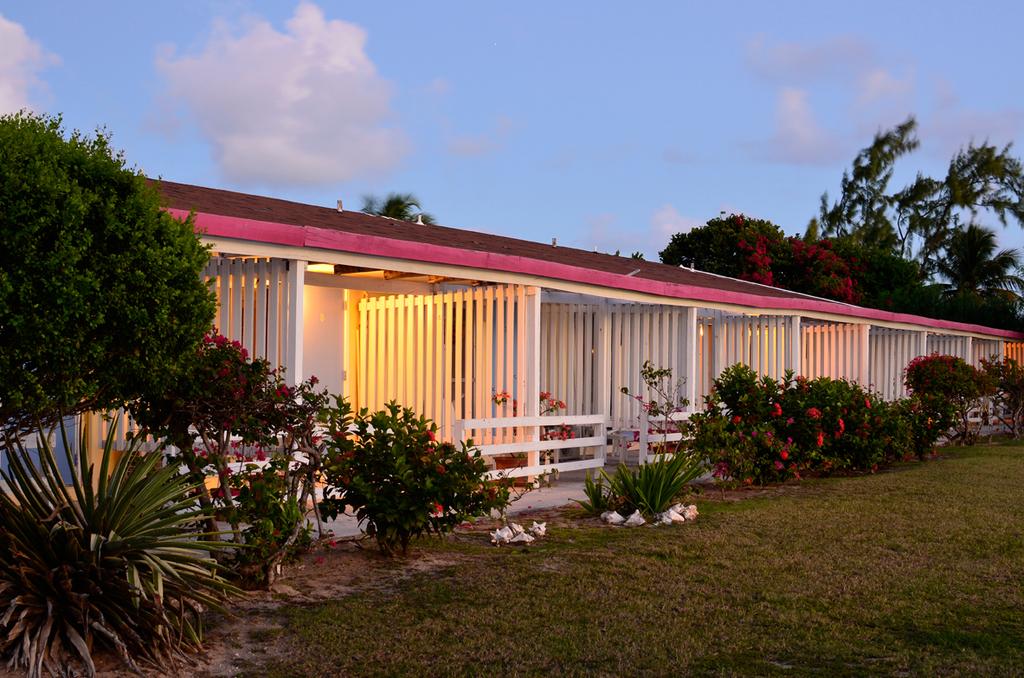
[361,192,435,224]
[935,223,1024,299]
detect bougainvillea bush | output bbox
[980,357,1024,439]
[691,364,912,486]
[132,331,337,587]
[321,402,510,555]
[904,353,989,445]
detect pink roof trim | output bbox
[169,207,1024,340]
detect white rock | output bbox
[509,531,535,544]
[654,511,674,526]
[601,511,625,525]
[490,526,513,544]
[508,522,525,536]
[664,508,685,523]
[624,510,646,527]
[529,521,546,537]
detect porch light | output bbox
[306,263,336,274]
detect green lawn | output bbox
[251,446,1024,676]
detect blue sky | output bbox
[3,1,1023,258]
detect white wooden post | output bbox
[916,330,929,358]
[595,304,611,465]
[713,314,726,380]
[788,315,802,376]
[285,259,306,386]
[684,306,698,411]
[858,323,871,387]
[965,337,974,365]
[525,287,542,469]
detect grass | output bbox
[251,446,1024,676]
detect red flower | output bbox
[864,398,871,409]
[837,418,845,434]
[427,430,436,442]
[780,449,789,460]
[771,403,783,417]
[433,502,444,515]
[436,464,446,475]
[731,415,742,425]
[816,431,824,447]
[807,407,822,420]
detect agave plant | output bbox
[0,418,237,677]
[604,453,705,516]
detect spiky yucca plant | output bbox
[0,419,237,677]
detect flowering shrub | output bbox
[904,354,988,444]
[320,402,510,555]
[980,357,1024,438]
[691,364,912,485]
[132,330,338,587]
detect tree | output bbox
[934,223,1024,299]
[0,112,215,436]
[814,117,918,252]
[815,117,1024,270]
[361,192,435,224]
[660,214,784,277]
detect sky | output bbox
[3,1,1023,259]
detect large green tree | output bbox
[934,223,1024,299]
[0,112,216,436]
[361,192,435,224]
[813,117,1024,273]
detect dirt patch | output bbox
[194,544,465,677]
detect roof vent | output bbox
[336,199,344,212]
[416,214,424,225]
[551,238,558,247]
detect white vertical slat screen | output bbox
[540,303,700,430]
[799,322,864,383]
[868,328,925,400]
[202,256,293,368]
[693,312,797,406]
[928,334,970,361]
[972,338,1002,366]
[1005,342,1024,364]
[358,285,534,443]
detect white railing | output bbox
[453,414,607,479]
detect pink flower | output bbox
[864,398,871,409]
[774,461,784,470]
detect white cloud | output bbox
[446,116,516,157]
[746,35,871,84]
[574,205,703,259]
[157,2,407,186]
[0,13,58,114]
[857,68,913,106]
[750,88,844,165]
[651,204,702,239]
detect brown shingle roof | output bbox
[152,179,824,304]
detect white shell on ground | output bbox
[624,510,646,527]
[601,511,625,525]
[529,521,546,537]
[509,531,535,544]
[490,526,513,544]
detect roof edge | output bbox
[169,207,1024,341]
